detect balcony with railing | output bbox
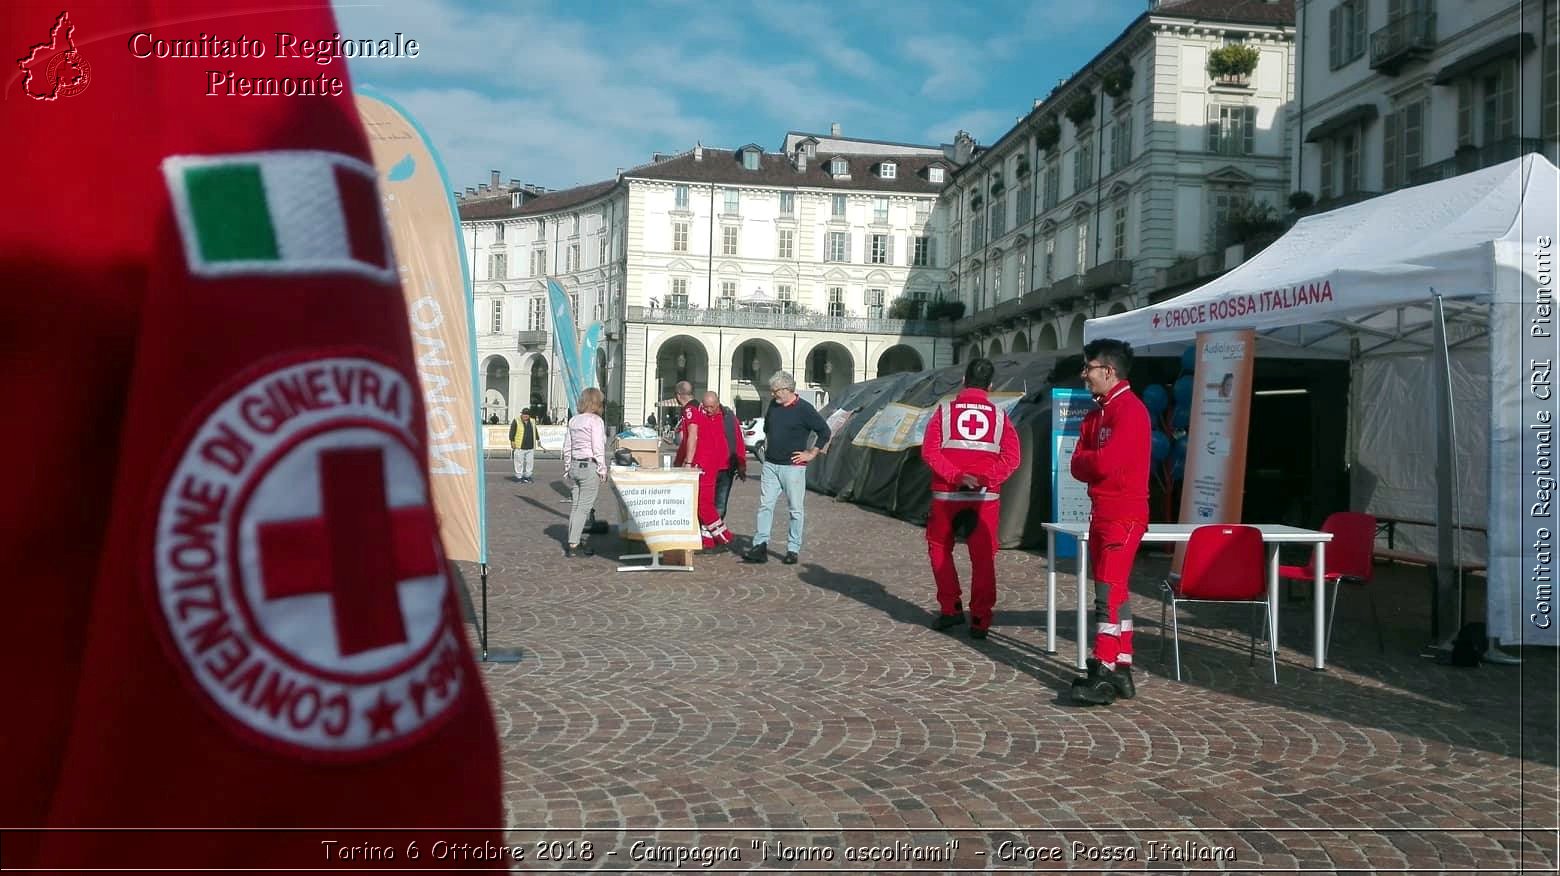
[1408,138,1548,186]
[516,330,549,348]
[627,305,953,337]
[1084,259,1134,292]
[1370,12,1435,74]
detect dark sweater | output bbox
[763,397,830,464]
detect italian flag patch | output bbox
[163,151,395,283]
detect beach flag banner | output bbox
[355,92,485,564]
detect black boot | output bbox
[1110,662,1136,699]
[1070,658,1118,706]
[931,612,965,631]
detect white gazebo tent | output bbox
[1086,153,1558,649]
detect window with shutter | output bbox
[1382,112,1399,191]
[1457,80,1473,145]
[1495,60,1517,141]
[1243,106,1257,155]
[1546,14,1560,142]
[1319,139,1335,199]
[1403,100,1423,177]
[1329,5,1343,69]
[1341,131,1361,195]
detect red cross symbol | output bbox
[258,446,440,657]
[956,408,989,440]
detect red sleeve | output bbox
[1071,412,1100,483]
[920,404,963,484]
[986,414,1023,487]
[3,2,502,868]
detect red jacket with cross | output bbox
[1,1,502,868]
[1070,382,1152,521]
[921,387,1022,498]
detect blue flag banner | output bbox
[546,279,585,411]
[578,322,604,389]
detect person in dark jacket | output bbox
[713,403,746,520]
[741,371,830,565]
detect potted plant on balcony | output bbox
[1219,201,1285,251]
[925,298,966,321]
[1287,190,1315,212]
[1101,64,1134,102]
[1065,92,1096,130]
[1207,44,1260,87]
[1035,116,1061,153]
[887,297,924,320]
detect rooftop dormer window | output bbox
[830,157,848,177]
[741,147,761,171]
[929,166,946,184]
[880,161,897,180]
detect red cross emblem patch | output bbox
[150,355,465,758]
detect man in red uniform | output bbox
[671,380,700,465]
[2,1,503,868]
[921,358,1022,639]
[1069,339,1152,705]
[684,391,738,552]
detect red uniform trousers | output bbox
[697,470,733,548]
[1089,518,1147,666]
[926,497,1001,629]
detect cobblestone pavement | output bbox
[463,456,1557,872]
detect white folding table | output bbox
[1040,522,1334,671]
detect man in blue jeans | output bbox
[742,370,831,565]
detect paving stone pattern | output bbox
[465,457,1557,872]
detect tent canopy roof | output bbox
[1086,154,1556,358]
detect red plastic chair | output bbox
[1278,512,1379,654]
[1159,525,1276,684]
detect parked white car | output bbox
[742,417,765,459]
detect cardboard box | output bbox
[615,437,663,469]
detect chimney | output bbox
[694,142,704,161]
[509,178,521,188]
[490,170,501,188]
[829,122,841,137]
[953,130,975,165]
[465,186,476,196]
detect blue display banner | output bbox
[1051,388,1098,559]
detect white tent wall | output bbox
[1086,155,1559,648]
[1351,350,1489,565]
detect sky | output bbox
[337,0,1148,194]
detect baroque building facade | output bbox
[945,0,1298,361]
[1293,0,1557,206]
[460,175,623,424]
[460,130,961,426]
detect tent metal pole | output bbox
[1431,292,1463,646]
